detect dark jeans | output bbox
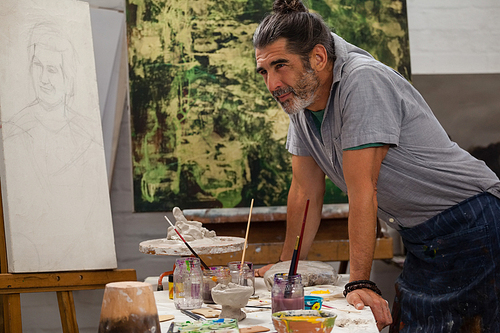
[390,192,500,333]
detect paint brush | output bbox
[284,236,300,298]
[288,235,300,277]
[164,215,209,270]
[239,199,254,285]
[240,200,254,266]
[295,199,310,273]
[284,200,310,298]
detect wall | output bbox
[17,0,500,331]
[407,0,500,75]
[407,0,500,152]
[406,0,500,153]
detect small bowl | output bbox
[304,295,323,310]
[272,309,337,333]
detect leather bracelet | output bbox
[343,280,382,297]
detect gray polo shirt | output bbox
[286,33,500,229]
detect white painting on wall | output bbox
[0,0,117,272]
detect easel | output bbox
[0,187,137,332]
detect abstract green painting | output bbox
[126,0,410,212]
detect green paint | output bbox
[127,0,410,211]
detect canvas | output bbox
[127,0,411,212]
[0,0,117,273]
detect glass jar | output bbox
[271,273,304,313]
[202,266,231,304]
[228,261,255,295]
[173,257,203,310]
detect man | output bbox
[253,0,500,332]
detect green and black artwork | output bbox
[126,0,410,212]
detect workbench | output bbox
[153,275,379,332]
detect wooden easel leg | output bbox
[0,300,2,333]
[3,294,22,333]
[57,291,79,333]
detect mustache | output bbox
[272,86,295,99]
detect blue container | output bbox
[304,296,323,310]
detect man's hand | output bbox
[255,263,274,277]
[346,288,392,331]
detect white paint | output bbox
[119,289,133,303]
[407,0,500,74]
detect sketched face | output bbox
[31,46,66,109]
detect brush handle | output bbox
[296,199,310,266]
[288,248,299,276]
[240,199,254,267]
[285,236,300,298]
[289,235,300,276]
[173,229,209,270]
[284,255,298,298]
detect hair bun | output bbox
[273,0,308,14]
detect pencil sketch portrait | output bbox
[0,16,115,272]
[5,21,101,189]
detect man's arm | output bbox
[281,155,326,261]
[342,145,392,330]
[255,155,325,276]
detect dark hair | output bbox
[253,0,335,65]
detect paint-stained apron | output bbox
[390,192,500,333]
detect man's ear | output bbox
[309,44,328,71]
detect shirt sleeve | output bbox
[344,142,385,151]
[286,118,311,156]
[339,63,402,150]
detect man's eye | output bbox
[276,64,285,69]
[47,66,59,74]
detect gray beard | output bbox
[273,68,320,115]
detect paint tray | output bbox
[174,318,239,332]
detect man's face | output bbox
[31,46,66,110]
[256,38,320,115]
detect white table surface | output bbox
[152,274,378,333]
[153,274,378,332]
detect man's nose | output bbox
[266,72,282,93]
[40,68,50,84]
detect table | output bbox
[153,275,378,332]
